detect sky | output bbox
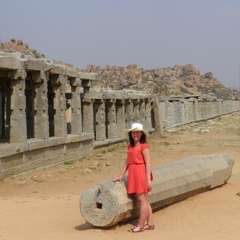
[0,0,240,89]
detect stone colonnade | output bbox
[159,96,240,129]
[0,53,159,180]
[82,90,159,149]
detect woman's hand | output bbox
[147,179,152,190]
[113,175,123,182]
[113,160,128,183]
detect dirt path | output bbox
[0,112,239,240]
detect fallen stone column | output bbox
[79,153,234,228]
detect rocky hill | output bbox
[1,38,239,100]
[0,38,45,59]
[85,64,239,100]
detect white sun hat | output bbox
[124,123,149,137]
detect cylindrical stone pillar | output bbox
[153,98,163,134]
[80,153,234,228]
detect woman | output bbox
[113,123,154,233]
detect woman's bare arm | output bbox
[113,160,128,182]
[142,148,152,190]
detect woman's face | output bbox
[131,131,143,142]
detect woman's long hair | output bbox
[128,132,147,147]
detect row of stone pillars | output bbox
[0,69,156,144]
[82,97,154,141]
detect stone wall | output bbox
[0,53,239,181]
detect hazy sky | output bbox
[1,0,239,88]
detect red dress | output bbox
[127,142,151,194]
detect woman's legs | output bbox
[136,193,153,227]
[146,201,153,226]
[128,193,154,232]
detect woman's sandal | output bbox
[128,225,144,233]
[143,224,155,230]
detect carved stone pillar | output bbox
[125,99,133,129]
[106,99,116,139]
[116,100,125,138]
[0,91,2,138]
[32,71,49,139]
[80,153,234,228]
[94,99,106,141]
[70,77,82,134]
[133,99,139,123]
[144,98,151,130]
[152,97,163,134]
[52,75,67,138]
[8,69,27,143]
[82,99,94,133]
[139,99,145,125]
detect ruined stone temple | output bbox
[0,52,239,181]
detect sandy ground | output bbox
[0,112,240,240]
